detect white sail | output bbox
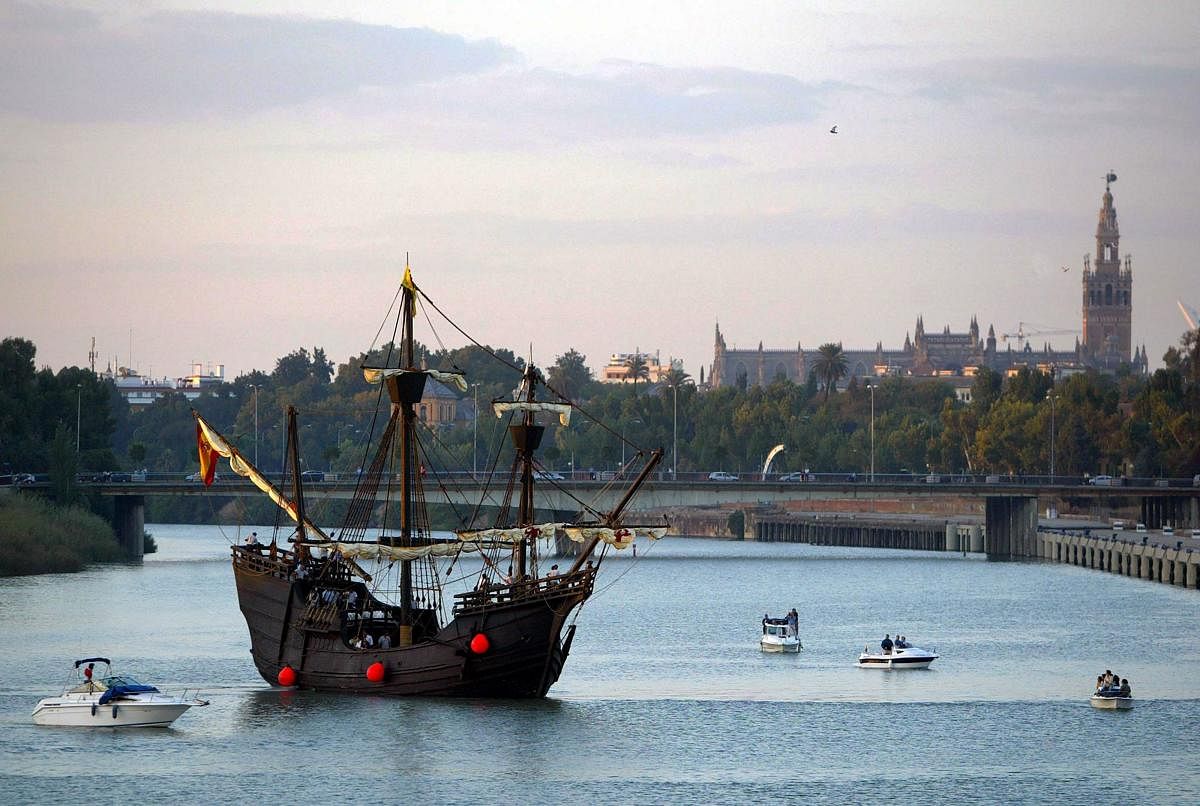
[362,366,469,392]
[492,401,572,426]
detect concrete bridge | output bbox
[60,475,1200,562]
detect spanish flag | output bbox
[196,422,219,487]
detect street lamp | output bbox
[1047,391,1058,482]
[867,381,875,482]
[471,383,480,476]
[75,383,82,454]
[669,382,679,478]
[248,384,260,466]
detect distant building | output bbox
[417,378,458,426]
[710,177,1148,390]
[600,351,681,384]
[102,362,226,409]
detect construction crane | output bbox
[1000,322,1080,350]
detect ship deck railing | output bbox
[452,569,595,613]
[231,543,295,578]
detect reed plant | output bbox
[0,493,123,576]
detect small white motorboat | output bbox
[32,657,208,728]
[1090,691,1133,710]
[760,615,802,653]
[857,643,938,669]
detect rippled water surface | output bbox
[2,526,1198,804]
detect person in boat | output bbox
[547,564,560,580]
[762,614,769,635]
[83,662,94,683]
[1119,678,1131,697]
[881,634,894,655]
[244,531,261,548]
[1095,674,1105,693]
[787,609,798,637]
[379,633,392,650]
[1103,669,1114,687]
[475,574,491,591]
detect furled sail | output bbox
[492,401,573,426]
[328,541,489,562]
[455,523,563,544]
[193,413,331,542]
[362,366,468,392]
[564,526,668,550]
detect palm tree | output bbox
[660,366,692,390]
[813,342,848,402]
[624,352,650,395]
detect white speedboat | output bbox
[1090,692,1133,710]
[857,644,937,669]
[760,616,802,652]
[32,657,208,728]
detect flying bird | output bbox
[1061,266,1070,272]
[830,125,838,134]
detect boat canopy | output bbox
[98,684,159,704]
[74,657,110,667]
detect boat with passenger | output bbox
[32,658,208,727]
[1090,672,1133,709]
[760,612,802,652]
[857,635,937,669]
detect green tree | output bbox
[48,423,79,505]
[547,348,593,400]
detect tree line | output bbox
[1,327,1197,500]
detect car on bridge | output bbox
[533,470,564,481]
[300,470,326,482]
[707,471,739,481]
[185,471,220,482]
[1087,475,1123,486]
[779,471,814,482]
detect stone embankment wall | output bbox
[1039,531,1199,590]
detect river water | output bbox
[1,525,1198,804]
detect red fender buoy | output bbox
[366,661,385,683]
[277,665,297,687]
[470,633,490,655]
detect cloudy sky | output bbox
[2,0,1197,383]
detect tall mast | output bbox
[392,264,422,645]
[286,406,307,547]
[509,365,543,579]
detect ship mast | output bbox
[509,365,544,580]
[388,267,423,646]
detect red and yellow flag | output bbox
[196,422,219,487]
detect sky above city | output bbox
[2,0,1197,383]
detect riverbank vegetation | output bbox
[0,493,124,576]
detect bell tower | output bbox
[1081,172,1132,364]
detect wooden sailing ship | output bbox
[193,267,663,697]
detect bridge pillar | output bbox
[944,523,958,552]
[113,495,145,560]
[984,496,1037,559]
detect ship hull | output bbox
[233,550,583,698]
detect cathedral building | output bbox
[710,177,1148,390]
